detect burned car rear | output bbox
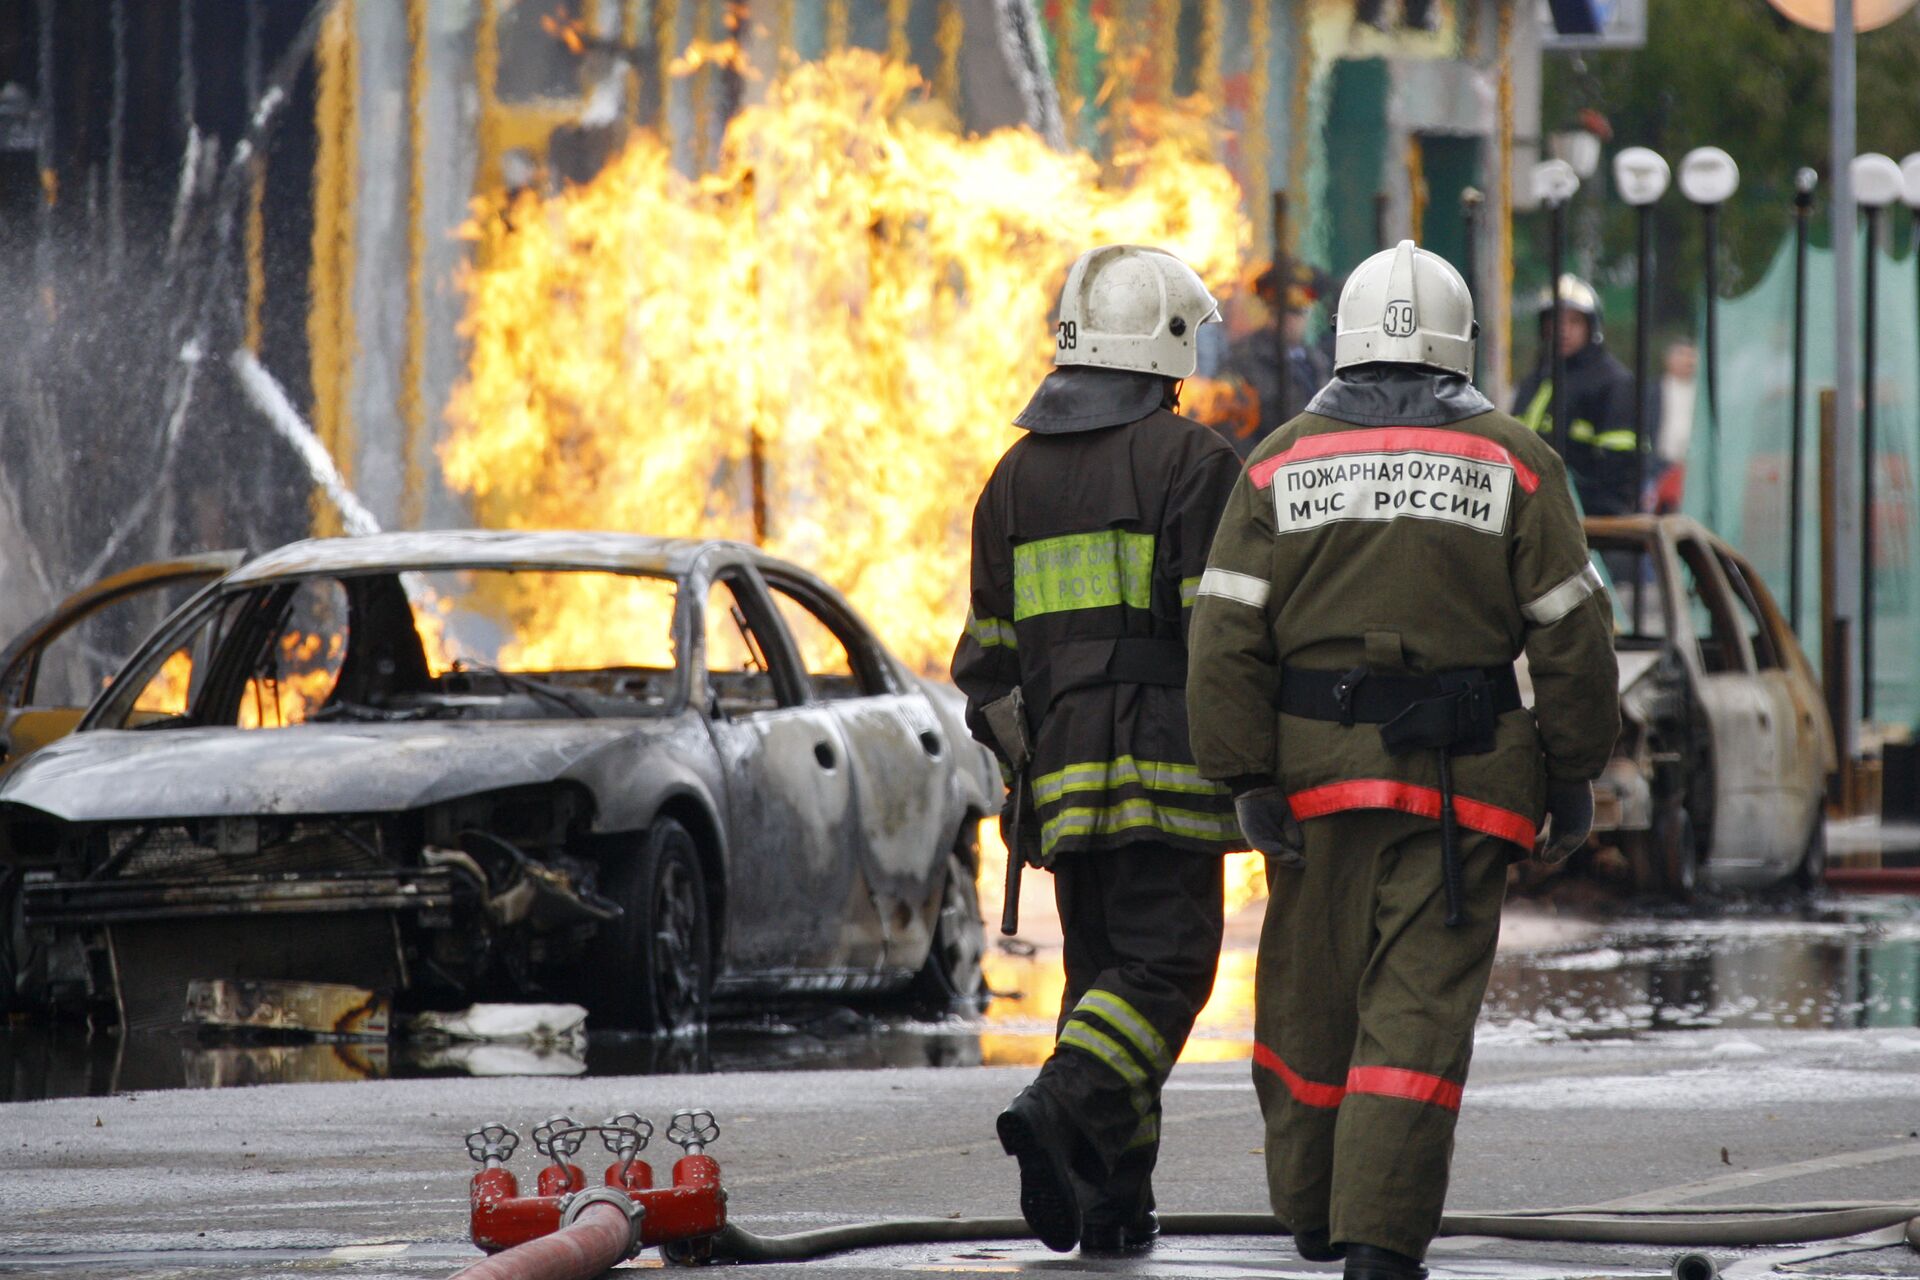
[1578,516,1834,898]
[0,532,997,1031]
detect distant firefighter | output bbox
[1511,274,1640,516]
[1219,260,1334,458]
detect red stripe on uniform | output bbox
[1346,1065,1464,1112]
[1252,1043,1346,1109]
[1286,779,1537,849]
[1248,427,1541,494]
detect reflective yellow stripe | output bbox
[1076,989,1173,1075]
[964,608,1018,650]
[1593,428,1638,452]
[1522,382,1552,434]
[1012,530,1155,621]
[1179,575,1203,608]
[1041,798,1242,850]
[1058,1021,1152,1088]
[1568,419,1597,444]
[1032,756,1227,805]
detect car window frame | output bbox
[693,561,810,715]
[757,569,899,701]
[1587,530,1674,649]
[1711,547,1783,672]
[88,564,695,731]
[1670,532,1757,677]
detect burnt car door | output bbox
[1670,531,1774,866]
[760,571,950,976]
[1713,546,1829,874]
[0,553,241,772]
[695,566,865,982]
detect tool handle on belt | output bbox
[979,690,1032,937]
[1437,752,1465,928]
[1001,774,1025,937]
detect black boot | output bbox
[996,1087,1082,1252]
[1294,1227,1346,1262]
[1343,1243,1428,1280]
[1080,1211,1159,1255]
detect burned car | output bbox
[0,532,998,1031]
[1578,515,1834,898]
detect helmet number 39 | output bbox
[1057,320,1078,351]
[1383,300,1416,338]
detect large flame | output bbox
[444,49,1249,675]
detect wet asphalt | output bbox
[3,885,1919,1278]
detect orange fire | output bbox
[444,48,1250,677]
[239,632,346,729]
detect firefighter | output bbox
[1510,274,1641,515]
[951,244,1244,1256]
[1187,241,1618,1279]
[1222,262,1335,457]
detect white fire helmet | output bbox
[1332,239,1476,378]
[1053,244,1222,381]
[1534,273,1604,342]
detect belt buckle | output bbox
[1333,666,1368,727]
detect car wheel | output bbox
[1793,814,1827,893]
[1656,804,1698,903]
[591,819,711,1032]
[913,851,987,1012]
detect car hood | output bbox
[0,720,671,822]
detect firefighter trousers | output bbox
[1251,808,1509,1260]
[1033,841,1224,1227]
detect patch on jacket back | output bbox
[1248,426,1538,536]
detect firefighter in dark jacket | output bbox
[1510,274,1641,515]
[1187,241,1618,1280]
[951,244,1243,1256]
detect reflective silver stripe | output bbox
[1522,563,1604,626]
[1196,567,1271,609]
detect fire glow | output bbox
[446,48,1263,911]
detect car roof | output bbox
[225,530,770,585]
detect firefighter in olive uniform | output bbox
[952,244,1243,1256]
[1186,242,1618,1280]
[1511,274,1641,515]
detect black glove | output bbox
[1535,780,1594,865]
[1234,784,1305,867]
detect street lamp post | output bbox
[1461,187,1485,386]
[1678,147,1741,530]
[1613,147,1670,511]
[1533,159,1581,462]
[1848,151,1903,724]
[1789,169,1818,635]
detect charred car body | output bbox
[0,532,997,1031]
[1575,516,1834,898]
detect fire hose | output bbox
[703,1205,1920,1262]
[449,1112,1920,1277]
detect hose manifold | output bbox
[559,1186,646,1259]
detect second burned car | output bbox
[0,532,997,1031]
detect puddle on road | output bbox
[4,896,1917,1099]
[1482,894,1920,1040]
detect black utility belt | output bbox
[1279,663,1520,757]
[1023,637,1187,717]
